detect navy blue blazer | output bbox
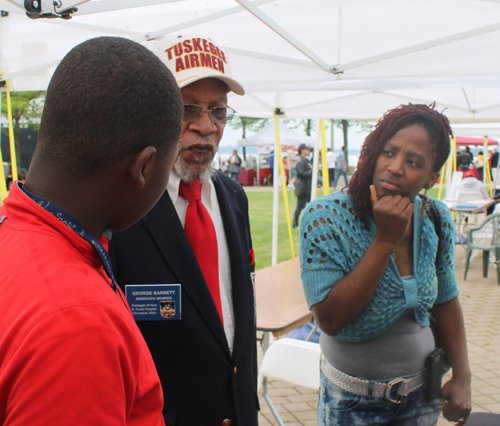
[110,171,258,426]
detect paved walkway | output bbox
[257,246,500,425]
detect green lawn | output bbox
[246,190,300,271]
[247,186,443,271]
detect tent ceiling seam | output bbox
[75,0,181,16]
[0,0,277,80]
[462,88,476,113]
[1,60,59,81]
[286,91,373,111]
[3,0,23,12]
[234,0,333,74]
[35,19,142,37]
[332,22,500,74]
[381,91,471,113]
[473,102,500,113]
[134,0,275,42]
[246,92,274,110]
[223,47,318,69]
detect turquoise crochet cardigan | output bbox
[300,190,459,343]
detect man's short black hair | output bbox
[36,36,183,177]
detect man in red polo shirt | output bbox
[0,37,182,426]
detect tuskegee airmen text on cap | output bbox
[154,33,245,95]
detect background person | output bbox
[229,149,242,182]
[475,151,485,181]
[293,143,313,228]
[333,145,349,188]
[300,104,471,425]
[460,170,489,199]
[287,146,298,190]
[326,147,337,188]
[268,150,274,186]
[465,146,474,163]
[457,148,471,172]
[110,33,258,426]
[490,147,499,182]
[0,37,183,426]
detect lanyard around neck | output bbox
[19,183,120,295]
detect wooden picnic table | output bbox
[255,257,312,337]
[255,257,314,426]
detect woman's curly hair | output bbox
[347,103,452,227]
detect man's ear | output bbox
[425,172,440,191]
[129,146,157,190]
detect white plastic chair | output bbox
[456,191,488,238]
[464,213,500,285]
[259,338,321,426]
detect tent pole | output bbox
[452,137,457,172]
[5,79,18,184]
[331,22,500,74]
[484,136,492,196]
[444,147,454,201]
[310,120,321,201]
[256,148,260,186]
[438,159,447,200]
[273,114,295,259]
[234,0,332,73]
[0,91,9,204]
[330,119,334,150]
[271,115,280,265]
[320,119,329,196]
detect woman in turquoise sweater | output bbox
[300,104,471,426]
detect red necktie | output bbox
[179,179,223,325]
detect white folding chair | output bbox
[259,338,321,426]
[456,191,488,237]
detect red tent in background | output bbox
[455,136,498,146]
[453,137,498,181]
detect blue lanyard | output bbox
[19,183,121,296]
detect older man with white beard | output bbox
[110,34,258,426]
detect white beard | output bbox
[173,155,216,184]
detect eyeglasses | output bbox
[183,104,236,125]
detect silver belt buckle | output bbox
[384,378,404,404]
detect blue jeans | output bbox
[318,371,445,426]
[328,168,336,187]
[333,170,349,188]
[294,196,308,228]
[230,172,240,182]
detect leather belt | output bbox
[320,355,425,404]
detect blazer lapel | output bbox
[143,190,230,353]
[213,174,255,363]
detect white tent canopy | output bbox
[3,0,500,121]
[452,123,500,139]
[237,121,313,148]
[5,0,500,265]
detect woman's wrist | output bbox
[372,235,397,255]
[451,367,472,384]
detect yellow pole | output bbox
[438,159,447,200]
[320,119,329,196]
[5,80,18,184]
[484,136,492,196]
[0,90,8,204]
[273,112,295,258]
[452,137,457,172]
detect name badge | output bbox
[125,284,181,321]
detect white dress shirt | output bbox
[167,172,235,352]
